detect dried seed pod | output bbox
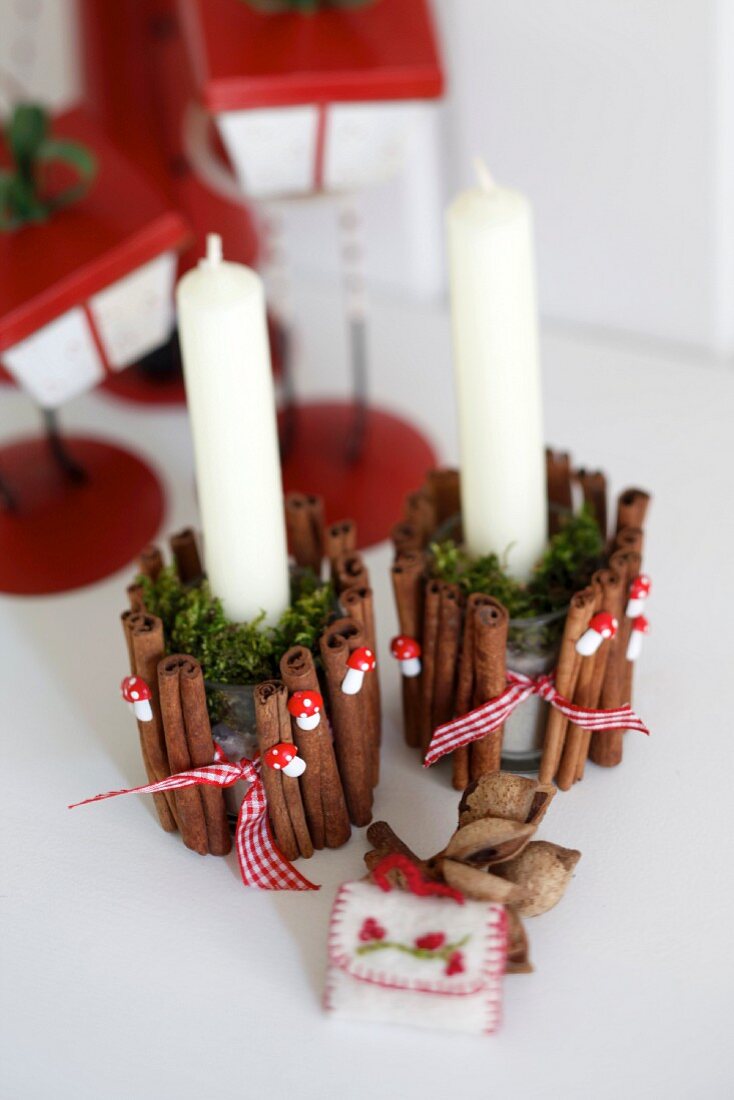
[440,858,527,905]
[458,773,540,826]
[525,784,557,827]
[495,841,581,917]
[444,817,536,867]
[506,908,533,974]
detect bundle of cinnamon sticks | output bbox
[539,487,650,787]
[390,467,651,792]
[120,505,380,863]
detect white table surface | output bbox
[2,283,733,1100]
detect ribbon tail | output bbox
[68,761,244,809]
[235,781,319,892]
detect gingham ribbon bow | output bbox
[424,670,649,767]
[70,745,318,891]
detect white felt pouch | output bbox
[325,880,507,1035]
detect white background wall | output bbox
[2,0,733,357]
[436,0,734,356]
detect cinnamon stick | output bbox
[590,549,642,767]
[538,586,597,785]
[613,526,644,557]
[545,449,573,536]
[177,656,231,855]
[127,612,179,828]
[615,488,650,534]
[127,584,145,612]
[431,583,463,734]
[285,492,324,577]
[121,610,176,833]
[169,527,203,583]
[138,544,163,581]
[280,646,350,849]
[574,568,624,780]
[254,680,312,861]
[419,579,442,750]
[556,570,616,789]
[333,550,369,594]
[339,585,381,787]
[451,597,477,791]
[403,489,435,544]
[470,599,509,779]
[577,468,608,539]
[325,519,357,579]
[391,550,426,749]
[158,656,209,854]
[390,520,423,556]
[426,468,460,526]
[320,618,373,826]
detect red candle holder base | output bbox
[279,402,436,549]
[0,436,165,595]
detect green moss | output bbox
[137,567,334,686]
[430,507,604,620]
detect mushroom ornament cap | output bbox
[287,691,324,719]
[575,611,619,656]
[629,574,652,599]
[264,743,297,770]
[390,636,422,661]
[632,615,650,634]
[120,675,152,703]
[347,647,377,673]
[589,612,618,639]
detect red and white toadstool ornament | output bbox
[341,646,377,695]
[575,611,619,657]
[120,676,153,721]
[626,574,652,618]
[390,635,422,678]
[626,615,650,661]
[286,690,324,731]
[263,742,307,778]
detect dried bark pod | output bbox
[443,817,536,867]
[440,858,527,905]
[506,908,533,974]
[495,841,581,917]
[458,773,540,826]
[526,784,557,827]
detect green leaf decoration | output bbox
[0,104,97,232]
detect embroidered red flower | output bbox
[359,917,386,942]
[415,932,446,950]
[445,950,465,976]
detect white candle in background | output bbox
[176,234,290,624]
[447,161,547,580]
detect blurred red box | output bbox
[0,107,189,408]
[179,0,444,197]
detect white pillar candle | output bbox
[176,234,290,624]
[447,162,547,580]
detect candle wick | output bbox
[205,232,223,266]
[474,157,496,193]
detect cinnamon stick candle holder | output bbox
[390,459,652,789]
[117,499,380,867]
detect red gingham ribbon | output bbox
[424,670,649,767]
[69,745,318,891]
